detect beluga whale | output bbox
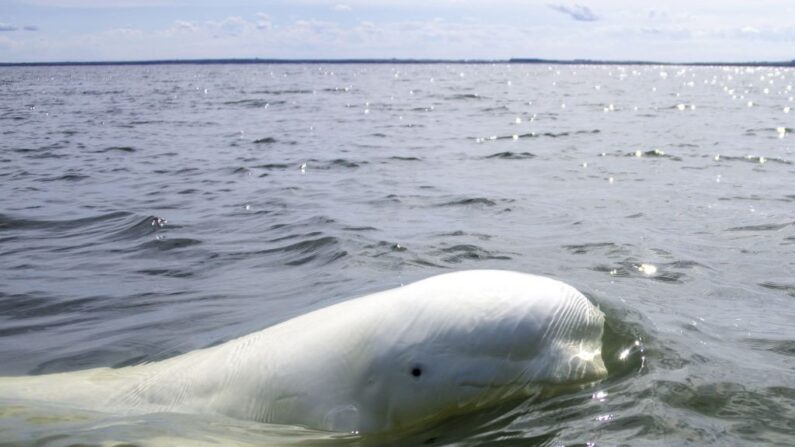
[0,270,606,434]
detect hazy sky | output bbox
[1,0,794,63]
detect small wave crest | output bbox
[438,197,497,207]
[436,244,512,263]
[0,211,131,233]
[484,151,536,160]
[227,234,347,268]
[93,146,136,154]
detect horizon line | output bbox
[1,57,795,67]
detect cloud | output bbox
[256,13,272,30]
[211,16,250,37]
[548,4,598,22]
[635,26,691,40]
[174,20,198,31]
[334,4,352,11]
[74,15,534,60]
[0,23,38,32]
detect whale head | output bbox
[320,270,606,433]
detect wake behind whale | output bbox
[0,270,606,435]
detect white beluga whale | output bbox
[0,270,606,433]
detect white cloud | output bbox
[207,16,251,37]
[256,13,272,30]
[334,4,352,11]
[174,20,198,31]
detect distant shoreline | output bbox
[1,58,794,67]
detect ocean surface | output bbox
[0,63,793,446]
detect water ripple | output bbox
[438,197,498,207]
[726,222,793,232]
[484,151,536,160]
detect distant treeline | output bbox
[1,58,794,67]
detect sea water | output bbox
[0,63,793,446]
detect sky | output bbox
[1,0,795,63]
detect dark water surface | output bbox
[0,64,793,446]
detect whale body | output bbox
[0,270,606,433]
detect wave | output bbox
[448,93,483,100]
[222,99,286,108]
[726,222,793,232]
[438,197,497,207]
[436,244,512,263]
[563,241,620,255]
[135,268,194,278]
[136,238,203,252]
[250,158,365,172]
[714,155,791,165]
[255,236,347,267]
[253,137,277,144]
[758,282,795,297]
[301,158,366,170]
[38,174,89,182]
[590,260,704,283]
[223,216,347,268]
[0,212,191,261]
[624,149,682,161]
[253,163,292,170]
[484,151,535,160]
[93,146,136,153]
[0,211,131,233]
[250,89,314,95]
[474,129,600,142]
[104,216,170,241]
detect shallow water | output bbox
[0,63,793,446]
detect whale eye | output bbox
[410,365,423,378]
